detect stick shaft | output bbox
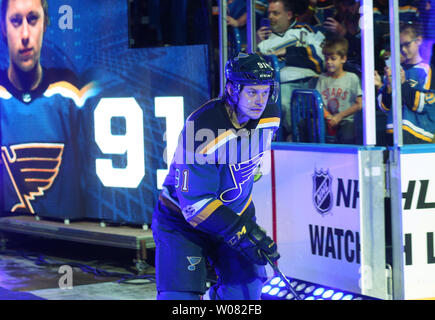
[262,253,302,300]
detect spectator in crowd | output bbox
[379,22,435,144]
[297,0,336,30]
[373,0,420,23]
[315,37,362,144]
[373,0,424,73]
[256,0,325,141]
[322,0,361,73]
[226,0,269,53]
[418,0,435,64]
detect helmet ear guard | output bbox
[225,81,241,106]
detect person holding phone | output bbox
[256,0,325,142]
[322,0,361,70]
[226,0,270,49]
[379,22,435,145]
[256,17,272,43]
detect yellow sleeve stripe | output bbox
[274,39,298,51]
[388,119,434,141]
[402,125,433,142]
[380,101,390,111]
[47,81,80,95]
[238,195,252,216]
[306,46,322,74]
[399,5,417,13]
[259,117,280,125]
[188,199,223,227]
[199,129,237,155]
[257,117,280,129]
[413,67,431,112]
[44,81,100,107]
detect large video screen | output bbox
[0,0,210,225]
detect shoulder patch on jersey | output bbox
[44,81,100,107]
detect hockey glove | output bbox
[227,220,280,265]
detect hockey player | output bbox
[0,0,94,218]
[152,52,281,300]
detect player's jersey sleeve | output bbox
[168,157,242,236]
[163,126,245,237]
[379,85,392,112]
[380,63,433,113]
[402,63,432,113]
[282,24,325,74]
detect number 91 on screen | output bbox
[94,97,184,189]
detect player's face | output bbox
[4,0,45,72]
[268,1,292,34]
[236,85,270,122]
[400,32,421,64]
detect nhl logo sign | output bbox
[312,168,333,215]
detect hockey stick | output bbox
[262,251,302,300]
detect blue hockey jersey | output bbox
[156,98,280,236]
[0,68,97,219]
[379,61,435,142]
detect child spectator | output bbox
[315,37,362,144]
[379,22,435,144]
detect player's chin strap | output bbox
[261,251,302,300]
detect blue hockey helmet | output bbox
[225,52,279,103]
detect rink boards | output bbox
[253,143,435,300]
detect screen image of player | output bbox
[0,0,210,224]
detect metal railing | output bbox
[218,0,257,96]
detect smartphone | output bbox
[260,17,270,28]
[323,8,334,21]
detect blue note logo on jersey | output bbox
[220,153,264,203]
[312,168,333,215]
[1,143,64,214]
[186,256,202,271]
